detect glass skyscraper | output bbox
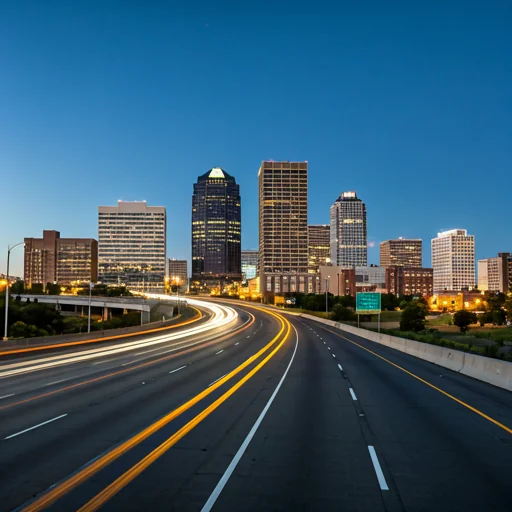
[191,168,241,286]
[241,250,258,280]
[330,191,367,267]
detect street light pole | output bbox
[87,281,92,333]
[325,277,330,315]
[3,242,24,341]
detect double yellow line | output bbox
[22,306,293,512]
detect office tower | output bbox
[258,161,314,294]
[385,266,433,297]
[98,201,166,292]
[56,239,98,285]
[241,250,258,280]
[380,238,422,267]
[168,259,188,292]
[478,253,512,292]
[330,191,367,267]
[24,230,97,287]
[308,224,331,273]
[191,168,241,286]
[431,229,475,292]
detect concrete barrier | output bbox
[301,314,511,392]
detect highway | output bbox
[0,299,511,511]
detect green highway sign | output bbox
[356,292,381,314]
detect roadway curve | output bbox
[0,301,511,511]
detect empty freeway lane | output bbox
[1,302,511,511]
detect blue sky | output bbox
[1,1,511,277]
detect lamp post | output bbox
[87,281,94,333]
[3,241,24,341]
[325,276,330,315]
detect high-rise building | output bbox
[98,201,166,292]
[241,250,258,281]
[258,161,316,295]
[478,253,512,292]
[24,230,97,287]
[308,224,331,273]
[330,191,367,267]
[191,168,241,286]
[168,259,188,292]
[380,238,422,267]
[431,229,475,292]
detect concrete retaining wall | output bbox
[301,314,512,392]
[1,316,179,351]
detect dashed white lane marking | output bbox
[121,359,144,367]
[319,337,322,340]
[215,350,224,355]
[234,342,239,346]
[0,394,15,400]
[200,324,300,512]
[4,414,68,440]
[327,347,331,351]
[92,359,116,366]
[246,336,251,339]
[349,388,358,401]
[134,347,165,356]
[169,365,187,374]
[323,341,326,345]
[368,446,389,490]
[338,363,343,372]
[46,378,71,386]
[209,373,227,387]
[332,353,336,358]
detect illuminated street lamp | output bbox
[3,241,24,341]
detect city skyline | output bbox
[2,2,511,276]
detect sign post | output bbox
[356,292,382,332]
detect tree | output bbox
[11,279,24,294]
[453,310,478,333]
[400,303,426,332]
[492,309,506,326]
[29,283,44,295]
[381,293,399,311]
[45,282,61,295]
[504,296,512,322]
[484,291,507,312]
[330,304,356,322]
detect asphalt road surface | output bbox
[1,301,511,512]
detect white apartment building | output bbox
[431,229,475,292]
[98,201,166,292]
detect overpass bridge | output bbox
[15,294,153,322]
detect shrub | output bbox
[453,310,478,333]
[400,304,426,332]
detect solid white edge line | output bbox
[368,445,389,491]
[4,414,68,440]
[200,323,299,512]
[215,350,224,355]
[337,363,343,372]
[169,365,187,374]
[349,388,358,401]
[209,373,228,387]
[0,394,15,400]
